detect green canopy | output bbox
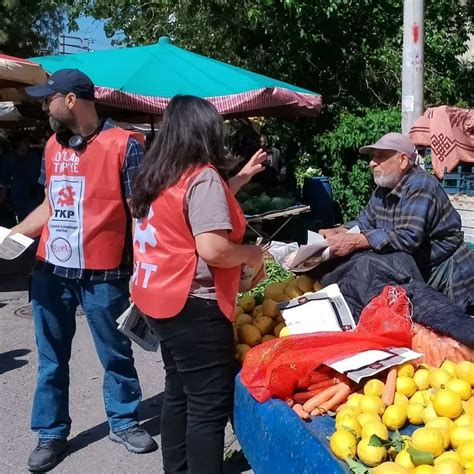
[31,37,322,117]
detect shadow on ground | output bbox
[0,348,31,374]
[67,392,164,455]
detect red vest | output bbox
[37,126,144,269]
[132,165,246,321]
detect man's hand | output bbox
[319,226,348,239]
[326,233,370,258]
[228,148,267,194]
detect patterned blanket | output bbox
[410,106,474,178]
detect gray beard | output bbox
[373,174,401,189]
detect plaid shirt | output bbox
[348,166,474,307]
[36,119,144,281]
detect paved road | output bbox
[0,291,251,474]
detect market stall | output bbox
[30,36,322,119]
[231,255,474,474]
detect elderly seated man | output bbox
[319,132,474,313]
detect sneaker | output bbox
[109,425,157,454]
[27,438,69,472]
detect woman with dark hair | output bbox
[131,95,265,473]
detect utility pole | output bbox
[401,0,424,134]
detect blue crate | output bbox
[442,173,465,193]
[465,177,474,196]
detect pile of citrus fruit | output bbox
[233,274,321,362]
[329,360,474,473]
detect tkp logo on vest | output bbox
[57,185,76,207]
[134,208,158,253]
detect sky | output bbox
[62,16,121,54]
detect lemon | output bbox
[412,427,445,457]
[372,462,411,473]
[359,395,385,415]
[383,404,407,430]
[329,430,357,460]
[346,393,364,408]
[336,406,361,422]
[430,369,453,389]
[395,449,415,469]
[358,411,381,427]
[450,425,474,449]
[433,390,463,419]
[239,295,256,312]
[466,461,474,474]
[364,378,385,397]
[441,360,458,378]
[414,369,432,390]
[361,421,389,440]
[398,363,415,378]
[455,361,474,385]
[423,404,439,424]
[278,326,290,337]
[463,398,474,416]
[412,466,434,474]
[335,415,362,438]
[357,436,387,466]
[432,459,465,474]
[454,414,474,427]
[457,441,474,467]
[407,402,426,424]
[425,424,450,449]
[411,391,429,406]
[426,416,454,433]
[446,378,472,401]
[396,376,418,397]
[435,451,462,465]
[394,392,410,406]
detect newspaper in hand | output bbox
[0,226,34,260]
[284,226,360,272]
[117,304,160,352]
[278,283,356,335]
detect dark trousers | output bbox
[147,298,236,474]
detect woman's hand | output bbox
[228,148,267,194]
[195,230,264,269]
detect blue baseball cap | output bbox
[25,68,95,101]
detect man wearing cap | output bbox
[9,69,157,471]
[320,132,474,311]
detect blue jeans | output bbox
[31,271,142,439]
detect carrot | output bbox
[310,383,352,416]
[307,379,336,391]
[292,404,311,422]
[310,367,337,384]
[303,384,342,413]
[297,375,312,390]
[381,367,397,406]
[293,387,328,404]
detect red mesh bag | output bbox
[411,323,474,367]
[241,286,413,402]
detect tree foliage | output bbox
[0,0,66,56]
[68,0,473,219]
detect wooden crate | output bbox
[449,194,474,244]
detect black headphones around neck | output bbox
[56,119,106,151]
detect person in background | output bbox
[131,95,266,474]
[319,132,474,311]
[260,133,286,181]
[3,133,43,222]
[10,68,156,472]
